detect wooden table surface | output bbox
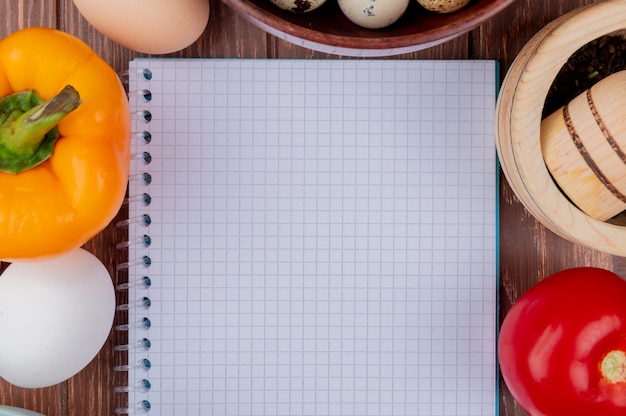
[1,0,624,415]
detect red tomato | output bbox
[499,267,626,416]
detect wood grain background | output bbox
[0,0,623,415]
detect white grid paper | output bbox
[127,59,497,416]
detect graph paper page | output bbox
[127,59,497,416]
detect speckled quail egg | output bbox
[417,0,470,13]
[270,0,327,13]
[338,0,409,29]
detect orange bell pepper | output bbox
[0,27,130,261]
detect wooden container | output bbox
[222,0,516,57]
[541,71,626,222]
[496,0,626,256]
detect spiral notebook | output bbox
[117,58,498,416]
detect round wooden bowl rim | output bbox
[222,0,516,56]
[496,0,626,256]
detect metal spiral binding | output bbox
[129,172,152,185]
[136,131,152,144]
[116,235,152,250]
[116,296,152,312]
[114,378,152,393]
[115,67,153,415]
[116,214,152,229]
[114,400,151,415]
[114,358,152,373]
[117,276,152,291]
[114,338,152,352]
[115,317,152,332]
[116,255,152,271]
[134,151,152,165]
[124,193,152,208]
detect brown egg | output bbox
[417,0,470,13]
[72,0,210,54]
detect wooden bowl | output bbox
[222,0,515,56]
[496,0,626,256]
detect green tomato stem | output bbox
[0,85,81,174]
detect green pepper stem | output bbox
[0,85,81,174]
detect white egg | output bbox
[0,249,115,388]
[72,0,210,54]
[270,0,327,13]
[338,0,409,29]
[416,0,470,13]
[0,406,44,416]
